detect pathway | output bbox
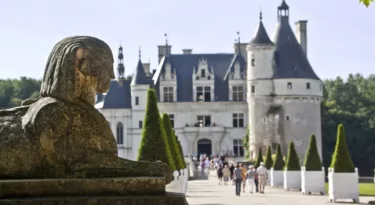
[185,171,375,205]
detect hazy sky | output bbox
[0,0,374,80]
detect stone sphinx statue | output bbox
[0,36,172,183]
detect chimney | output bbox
[182,49,193,54]
[142,63,151,76]
[233,43,248,58]
[295,20,308,56]
[158,45,172,63]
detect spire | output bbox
[249,10,274,46]
[117,45,125,78]
[131,50,150,85]
[236,31,241,54]
[278,0,289,23]
[138,45,141,59]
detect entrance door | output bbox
[197,139,212,158]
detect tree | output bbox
[137,89,176,171]
[303,135,323,171]
[360,0,373,7]
[254,147,263,168]
[285,142,301,171]
[264,146,274,169]
[273,144,284,170]
[162,114,181,170]
[176,137,187,168]
[329,124,355,172]
[242,126,250,159]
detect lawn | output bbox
[325,183,375,196]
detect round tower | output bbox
[246,11,276,159]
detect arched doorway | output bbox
[197,139,212,158]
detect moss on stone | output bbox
[303,135,323,171]
[329,124,355,173]
[285,142,301,171]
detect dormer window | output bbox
[232,85,244,101]
[196,86,211,102]
[201,70,206,78]
[163,87,174,102]
[287,82,292,90]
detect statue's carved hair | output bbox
[40,36,112,102]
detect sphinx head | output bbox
[40,36,115,104]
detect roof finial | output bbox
[165,33,168,46]
[237,31,240,44]
[138,45,141,60]
[260,7,263,21]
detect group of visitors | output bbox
[198,155,226,177]
[216,162,268,196]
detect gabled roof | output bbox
[102,80,132,109]
[131,59,152,85]
[272,13,319,80]
[223,52,247,80]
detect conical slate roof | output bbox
[131,59,152,85]
[249,20,274,46]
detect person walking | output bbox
[233,164,242,196]
[241,164,247,193]
[245,165,256,193]
[229,163,235,185]
[222,165,231,185]
[254,167,259,192]
[256,162,268,194]
[217,165,223,185]
[204,157,211,177]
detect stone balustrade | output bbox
[166,168,189,194]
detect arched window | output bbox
[116,122,124,145]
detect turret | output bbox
[131,48,151,111]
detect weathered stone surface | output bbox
[0,36,172,185]
[0,177,165,197]
[0,192,188,205]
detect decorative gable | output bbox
[193,57,214,80]
[162,62,174,80]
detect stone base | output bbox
[0,192,188,205]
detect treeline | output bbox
[1,74,375,175]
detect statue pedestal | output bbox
[0,177,188,205]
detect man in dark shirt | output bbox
[229,163,235,184]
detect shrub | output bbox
[264,146,274,169]
[303,135,323,171]
[273,144,284,170]
[285,142,301,171]
[329,124,355,173]
[162,114,183,171]
[137,89,176,171]
[254,147,263,168]
[176,137,187,168]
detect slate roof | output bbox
[131,59,153,85]
[249,17,274,46]
[272,11,319,79]
[223,52,247,80]
[102,80,132,109]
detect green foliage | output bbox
[285,142,301,171]
[176,137,187,168]
[273,144,284,170]
[264,146,274,169]
[254,147,263,168]
[242,126,250,160]
[330,124,355,172]
[360,0,373,7]
[304,135,323,171]
[162,114,182,170]
[0,77,41,108]
[137,89,175,170]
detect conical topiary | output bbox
[254,147,263,168]
[273,144,284,170]
[176,137,187,168]
[285,142,301,171]
[137,89,176,171]
[303,135,323,171]
[329,124,355,172]
[264,146,274,169]
[162,114,182,170]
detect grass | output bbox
[325,183,375,196]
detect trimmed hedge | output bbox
[303,135,323,171]
[264,146,274,169]
[285,142,301,171]
[329,124,355,173]
[176,137,187,168]
[137,89,176,171]
[254,147,263,168]
[162,114,183,170]
[273,144,284,170]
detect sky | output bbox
[0,0,374,80]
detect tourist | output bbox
[229,163,235,185]
[254,167,259,192]
[222,165,231,185]
[241,163,247,193]
[200,159,205,176]
[204,157,211,176]
[256,162,268,194]
[233,164,243,196]
[217,164,223,185]
[245,165,256,193]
